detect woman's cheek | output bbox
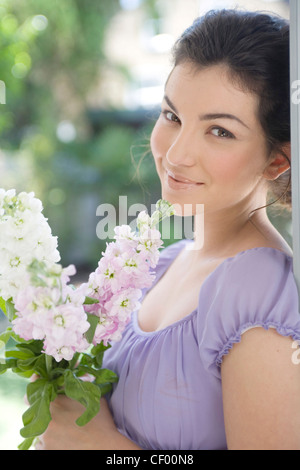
[151,119,175,162]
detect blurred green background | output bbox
[0,0,291,450]
[0,0,165,277]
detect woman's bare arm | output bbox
[221,327,300,450]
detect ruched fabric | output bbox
[103,240,300,450]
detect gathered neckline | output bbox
[132,242,293,337]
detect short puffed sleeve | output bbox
[197,248,300,379]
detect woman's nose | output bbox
[166,129,198,167]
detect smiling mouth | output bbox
[166,170,204,186]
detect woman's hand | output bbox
[35,396,115,450]
[35,396,141,450]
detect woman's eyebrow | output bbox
[199,113,250,129]
[163,94,250,130]
[163,95,179,114]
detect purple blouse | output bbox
[102,239,300,450]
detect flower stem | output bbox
[45,354,52,376]
[68,352,80,370]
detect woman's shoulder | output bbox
[203,245,295,298]
[208,226,294,283]
[158,239,294,292]
[223,245,293,272]
[197,246,300,379]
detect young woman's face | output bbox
[150,63,271,216]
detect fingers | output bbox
[34,438,44,451]
[30,373,39,382]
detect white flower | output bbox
[136,211,152,231]
[113,225,137,242]
[0,189,61,301]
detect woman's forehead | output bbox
[165,63,260,126]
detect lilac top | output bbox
[103,239,300,450]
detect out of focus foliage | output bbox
[0,0,162,273]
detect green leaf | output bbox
[98,383,113,396]
[12,368,35,379]
[5,349,35,360]
[79,353,94,367]
[16,356,40,372]
[0,327,12,349]
[0,358,18,374]
[26,378,57,405]
[16,345,36,357]
[17,340,44,355]
[94,368,118,385]
[84,296,100,305]
[76,365,118,385]
[5,298,16,322]
[0,297,6,314]
[14,354,48,378]
[91,341,111,368]
[20,379,56,438]
[85,313,99,344]
[32,355,48,378]
[53,374,65,388]
[18,437,35,451]
[64,370,101,427]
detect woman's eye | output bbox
[162,110,180,123]
[210,127,235,139]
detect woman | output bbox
[38,9,300,450]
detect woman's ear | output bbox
[263,143,291,181]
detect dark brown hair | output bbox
[172,9,291,213]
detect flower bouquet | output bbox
[0,189,174,450]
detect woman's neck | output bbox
[191,203,276,259]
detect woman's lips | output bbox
[165,170,204,189]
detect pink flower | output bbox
[10,200,171,363]
[96,255,128,293]
[105,288,142,321]
[12,263,90,362]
